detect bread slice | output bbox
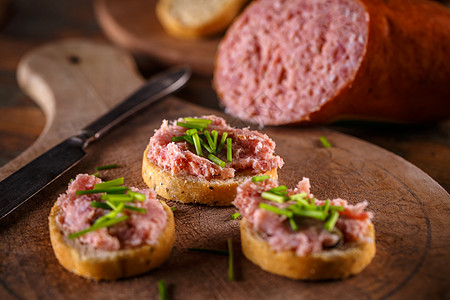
[156,0,248,39]
[142,145,278,206]
[240,218,376,280]
[49,200,175,281]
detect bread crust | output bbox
[142,145,278,206]
[240,218,376,280]
[49,200,175,281]
[156,0,248,39]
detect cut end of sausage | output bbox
[214,0,369,125]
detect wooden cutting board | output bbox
[0,40,449,300]
[94,0,220,75]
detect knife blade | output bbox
[0,65,191,220]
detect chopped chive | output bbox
[95,164,118,170]
[226,138,232,162]
[94,177,124,189]
[91,201,111,209]
[177,121,205,130]
[288,217,298,231]
[208,154,226,168]
[231,212,241,220]
[259,203,293,217]
[320,136,332,148]
[252,175,270,183]
[228,237,234,281]
[90,172,99,178]
[123,205,146,213]
[183,135,194,145]
[186,128,198,136]
[192,133,203,156]
[158,279,167,300]
[289,192,308,201]
[261,191,287,203]
[170,207,176,212]
[324,210,340,231]
[291,208,326,220]
[204,130,216,153]
[199,139,213,153]
[217,132,228,153]
[69,215,129,239]
[268,185,288,195]
[322,199,331,215]
[330,205,345,211]
[101,194,134,202]
[188,248,228,255]
[172,135,186,142]
[212,130,218,149]
[106,201,124,212]
[93,211,117,225]
[290,198,310,207]
[128,191,146,201]
[76,186,129,195]
[184,117,213,124]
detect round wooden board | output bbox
[94,0,220,76]
[0,40,449,300]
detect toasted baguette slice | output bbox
[142,145,277,206]
[156,0,248,39]
[240,218,376,280]
[49,200,175,281]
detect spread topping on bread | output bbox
[55,174,168,251]
[233,177,373,256]
[147,115,284,179]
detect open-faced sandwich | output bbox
[142,115,284,206]
[49,174,175,280]
[233,175,375,280]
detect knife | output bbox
[0,65,191,220]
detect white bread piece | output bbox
[240,218,376,280]
[142,145,278,206]
[49,200,175,281]
[156,0,248,39]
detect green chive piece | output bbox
[91,201,111,210]
[320,136,332,148]
[226,138,232,162]
[291,208,326,220]
[322,199,331,215]
[289,192,308,201]
[268,185,288,195]
[95,164,118,171]
[183,135,194,145]
[192,133,203,156]
[94,177,124,189]
[69,215,129,239]
[199,139,213,153]
[186,128,198,136]
[231,212,241,220]
[212,130,218,149]
[93,211,117,225]
[288,217,298,231]
[184,117,213,124]
[324,210,340,231]
[76,186,129,195]
[170,207,176,212]
[228,237,234,281]
[261,191,287,203]
[158,279,167,300]
[106,201,124,212]
[290,198,310,207]
[252,175,270,183]
[208,154,226,168]
[129,191,146,202]
[90,172,99,178]
[101,194,134,202]
[188,248,228,255]
[204,130,216,153]
[123,205,147,213]
[217,132,228,153]
[177,121,205,130]
[259,203,293,217]
[172,135,186,142]
[330,205,345,211]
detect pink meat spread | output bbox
[233,177,373,256]
[214,0,369,125]
[55,174,168,251]
[147,115,284,179]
